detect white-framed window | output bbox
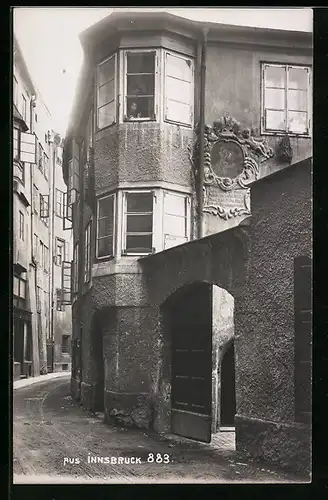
[96,53,117,130]
[13,275,26,299]
[21,94,27,122]
[84,221,92,283]
[56,189,65,218]
[164,51,194,127]
[261,63,311,136]
[96,194,115,259]
[73,242,79,294]
[13,127,20,160]
[36,286,41,312]
[122,190,154,256]
[123,49,158,121]
[33,184,39,214]
[55,238,65,266]
[19,211,24,240]
[38,143,43,172]
[56,289,64,311]
[163,191,190,250]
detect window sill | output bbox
[261,130,311,139]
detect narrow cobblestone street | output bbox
[13,375,306,484]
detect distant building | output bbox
[13,35,73,380]
[62,12,312,471]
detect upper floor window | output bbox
[55,238,65,266]
[261,63,311,136]
[33,184,39,215]
[13,274,26,309]
[122,191,154,256]
[33,233,38,261]
[97,54,117,130]
[13,127,20,160]
[84,221,92,283]
[36,285,41,313]
[124,50,156,121]
[95,48,194,129]
[96,194,115,259]
[43,152,49,180]
[38,143,43,172]
[19,211,24,240]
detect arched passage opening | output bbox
[160,281,235,443]
[219,339,236,430]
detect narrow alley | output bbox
[13,376,305,484]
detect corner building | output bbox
[62,12,312,468]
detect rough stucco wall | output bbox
[94,124,193,192]
[235,162,311,424]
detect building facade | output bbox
[13,36,73,380]
[62,12,312,470]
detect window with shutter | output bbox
[164,52,194,127]
[61,261,72,305]
[97,53,117,130]
[122,191,154,255]
[262,63,311,135]
[96,195,115,259]
[163,192,190,250]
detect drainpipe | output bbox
[198,28,208,240]
[77,138,84,391]
[48,131,56,372]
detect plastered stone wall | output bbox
[94,123,193,192]
[234,160,311,471]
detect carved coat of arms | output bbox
[189,114,274,220]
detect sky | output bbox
[13,7,313,136]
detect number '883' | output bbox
[147,453,170,464]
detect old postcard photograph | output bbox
[12,7,312,485]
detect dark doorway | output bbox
[220,341,236,428]
[167,282,213,443]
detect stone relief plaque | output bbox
[189,113,274,220]
[211,140,245,179]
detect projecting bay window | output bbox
[122,191,154,256]
[163,192,190,250]
[123,50,157,121]
[261,63,311,136]
[96,194,115,259]
[84,221,92,283]
[164,51,194,127]
[97,53,117,130]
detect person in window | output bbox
[128,101,142,119]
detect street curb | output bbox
[13,371,70,390]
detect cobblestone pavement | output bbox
[13,375,307,484]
